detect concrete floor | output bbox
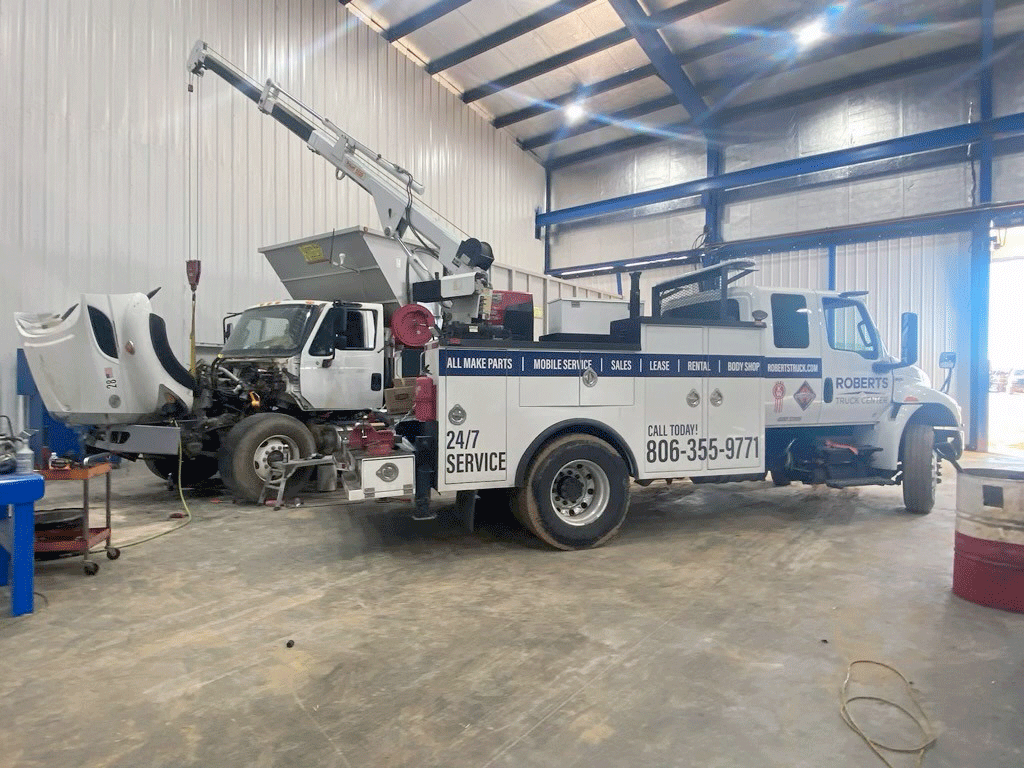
[1,461,1022,768]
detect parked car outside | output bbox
[1010,369,1024,394]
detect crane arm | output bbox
[187,41,492,281]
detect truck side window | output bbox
[823,299,878,359]
[342,310,376,350]
[308,308,341,356]
[770,294,809,349]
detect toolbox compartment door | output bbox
[706,327,765,471]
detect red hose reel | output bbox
[390,303,435,348]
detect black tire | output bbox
[513,434,630,550]
[769,470,791,487]
[219,413,316,502]
[106,548,121,561]
[902,423,937,514]
[84,561,99,576]
[144,455,219,487]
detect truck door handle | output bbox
[824,377,833,403]
[371,373,382,391]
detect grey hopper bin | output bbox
[259,227,434,320]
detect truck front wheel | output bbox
[514,435,630,550]
[219,414,317,502]
[902,423,938,514]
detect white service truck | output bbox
[14,44,963,550]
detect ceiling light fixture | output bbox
[564,101,586,124]
[795,19,826,48]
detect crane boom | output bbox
[186,40,494,286]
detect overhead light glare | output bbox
[795,19,826,48]
[564,101,586,124]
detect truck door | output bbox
[764,293,823,426]
[817,297,891,425]
[300,304,384,410]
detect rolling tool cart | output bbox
[35,454,120,575]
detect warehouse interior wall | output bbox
[0,0,545,421]
[993,47,1024,202]
[545,45,1024,440]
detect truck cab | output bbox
[219,300,386,412]
[651,265,962,489]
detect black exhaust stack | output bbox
[629,272,642,319]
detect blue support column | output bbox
[827,245,837,291]
[702,130,723,267]
[980,0,995,205]
[970,223,991,451]
[969,0,994,450]
[543,168,552,274]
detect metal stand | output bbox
[258,456,337,510]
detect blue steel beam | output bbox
[607,0,709,124]
[384,0,474,41]
[427,0,598,74]
[548,201,1024,278]
[462,0,729,104]
[463,29,631,103]
[493,6,807,129]
[521,27,914,152]
[546,35,1024,170]
[521,93,677,151]
[538,112,1024,227]
[503,0,1021,137]
[494,66,656,128]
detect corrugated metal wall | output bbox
[545,57,1011,438]
[835,234,972,423]
[734,249,830,291]
[0,0,545,419]
[722,64,975,241]
[994,49,1024,203]
[549,140,706,271]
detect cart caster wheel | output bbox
[106,548,121,561]
[84,561,100,576]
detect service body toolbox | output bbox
[430,316,767,494]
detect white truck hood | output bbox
[15,293,195,425]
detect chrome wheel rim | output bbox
[252,435,299,480]
[550,459,609,526]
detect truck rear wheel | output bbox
[514,434,630,550]
[219,413,316,502]
[144,455,218,487]
[902,423,937,514]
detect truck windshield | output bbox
[221,305,320,357]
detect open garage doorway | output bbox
[989,227,1024,456]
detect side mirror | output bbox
[873,311,919,373]
[939,351,957,370]
[900,312,919,366]
[223,323,232,342]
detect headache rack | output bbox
[651,259,756,321]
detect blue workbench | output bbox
[0,473,45,616]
